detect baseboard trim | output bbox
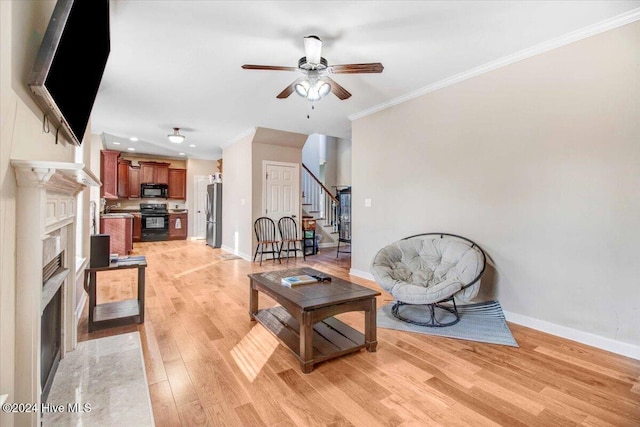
[349,268,374,281]
[220,245,252,261]
[348,268,638,359]
[318,242,337,249]
[504,311,640,360]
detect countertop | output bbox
[101,213,134,219]
[101,209,187,215]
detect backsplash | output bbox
[103,198,187,212]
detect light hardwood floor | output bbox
[78,240,640,426]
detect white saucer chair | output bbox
[371,233,486,327]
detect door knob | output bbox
[292,215,297,218]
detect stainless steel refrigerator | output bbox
[206,183,222,248]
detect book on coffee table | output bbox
[281,275,318,287]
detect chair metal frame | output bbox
[389,233,487,327]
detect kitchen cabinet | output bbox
[169,212,187,240]
[117,158,131,198]
[132,213,142,242]
[156,163,169,185]
[168,168,187,199]
[100,215,133,255]
[100,150,120,199]
[129,165,141,198]
[139,161,170,185]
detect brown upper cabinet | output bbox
[102,152,185,200]
[100,150,120,199]
[117,158,131,198]
[140,161,170,185]
[168,168,187,200]
[129,165,141,198]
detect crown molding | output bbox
[349,7,640,121]
[224,127,256,148]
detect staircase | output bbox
[301,164,339,247]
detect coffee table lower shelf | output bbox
[254,306,366,372]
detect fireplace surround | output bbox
[11,160,99,426]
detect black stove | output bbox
[140,203,169,241]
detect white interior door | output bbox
[263,161,300,229]
[194,175,209,239]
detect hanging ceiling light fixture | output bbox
[294,72,331,102]
[168,127,185,144]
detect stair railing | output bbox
[301,163,339,232]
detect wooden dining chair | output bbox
[253,217,281,265]
[278,216,305,263]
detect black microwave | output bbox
[141,183,168,198]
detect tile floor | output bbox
[43,332,154,426]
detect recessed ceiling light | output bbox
[112,142,120,145]
[130,137,138,141]
[128,147,135,151]
[178,152,185,156]
[189,144,196,147]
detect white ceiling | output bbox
[90,1,640,160]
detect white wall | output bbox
[323,136,338,193]
[302,134,322,177]
[221,132,254,259]
[351,21,640,353]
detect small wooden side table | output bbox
[83,256,147,332]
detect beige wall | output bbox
[1,1,95,425]
[352,21,640,349]
[186,157,218,237]
[336,137,351,187]
[221,132,254,258]
[221,129,306,259]
[251,142,303,251]
[120,153,187,169]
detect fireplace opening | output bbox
[41,252,66,403]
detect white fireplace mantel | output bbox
[10,159,100,426]
[11,160,101,193]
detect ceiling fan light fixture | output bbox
[307,86,321,102]
[318,81,331,97]
[168,127,185,144]
[294,80,309,97]
[295,77,331,101]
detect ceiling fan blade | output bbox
[276,78,303,99]
[328,63,384,74]
[242,64,298,72]
[325,77,351,100]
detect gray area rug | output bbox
[378,300,518,347]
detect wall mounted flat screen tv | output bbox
[28,0,110,146]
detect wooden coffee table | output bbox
[248,268,381,373]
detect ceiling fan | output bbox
[242,35,384,101]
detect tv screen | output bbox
[29,0,110,146]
